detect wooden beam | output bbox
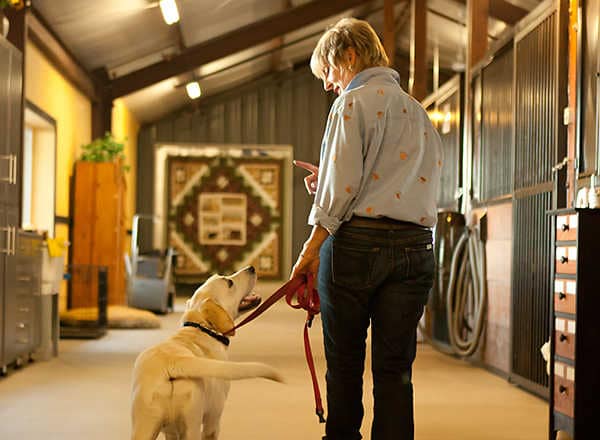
[409,0,427,101]
[27,9,97,101]
[384,0,396,66]
[110,0,373,98]
[92,68,112,139]
[453,0,527,25]
[5,7,27,52]
[467,0,489,68]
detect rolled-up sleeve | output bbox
[308,95,364,234]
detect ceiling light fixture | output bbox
[186,81,202,100]
[159,0,180,25]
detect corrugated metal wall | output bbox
[511,10,560,394]
[511,191,553,391]
[514,12,557,190]
[136,67,333,261]
[479,47,514,201]
[429,76,462,211]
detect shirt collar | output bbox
[344,67,401,93]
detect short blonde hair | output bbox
[310,18,389,80]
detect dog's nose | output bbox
[247,265,256,274]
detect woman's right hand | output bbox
[294,160,319,195]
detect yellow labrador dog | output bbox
[131,266,283,440]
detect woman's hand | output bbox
[294,160,319,195]
[290,249,320,281]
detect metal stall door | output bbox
[511,4,566,396]
[422,75,464,346]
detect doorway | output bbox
[22,102,56,237]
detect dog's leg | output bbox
[201,411,223,440]
[131,420,161,440]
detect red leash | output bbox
[225,274,326,423]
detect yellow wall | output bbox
[25,41,92,218]
[112,98,139,240]
[25,41,140,310]
[26,41,92,311]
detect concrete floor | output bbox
[0,282,547,439]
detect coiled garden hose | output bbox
[445,225,487,357]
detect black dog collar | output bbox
[183,321,230,346]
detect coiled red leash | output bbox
[225,273,325,423]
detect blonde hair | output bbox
[310,18,389,80]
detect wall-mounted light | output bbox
[186,81,202,100]
[159,0,180,25]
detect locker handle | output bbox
[558,292,566,300]
[17,322,26,329]
[559,333,568,342]
[18,307,30,312]
[561,223,569,231]
[0,226,13,255]
[17,276,31,282]
[560,256,568,264]
[559,385,568,395]
[0,155,13,183]
[12,154,17,184]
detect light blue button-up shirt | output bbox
[308,67,443,234]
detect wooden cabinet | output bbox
[70,161,127,307]
[549,209,600,438]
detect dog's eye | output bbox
[227,279,233,288]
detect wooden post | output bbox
[384,0,396,67]
[565,0,578,207]
[467,0,489,68]
[409,0,427,101]
[92,68,113,139]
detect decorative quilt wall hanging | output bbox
[155,144,293,283]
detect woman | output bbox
[291,18,443,440]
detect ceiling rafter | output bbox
[109,0,374,98]
[451,0,528,25]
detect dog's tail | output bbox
[167,357,284,383]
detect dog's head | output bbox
[183,266,261,335]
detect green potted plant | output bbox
[80,132,129,171]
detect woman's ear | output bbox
[346,47,357,69]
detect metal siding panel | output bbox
[136,127,155,252]
[514,13,557,191]
[156,119,174,143]
[435,86,461,210]
[512,192,552,390]
[196,111,211,142]
[208,104,225,143]
[481,47,514,200]
[225,98,242,144]
[173,113,192,143]
[241,92,258,144]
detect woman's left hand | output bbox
[290,250,320,281]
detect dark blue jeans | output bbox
[318,224,434,440]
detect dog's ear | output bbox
[199,298,235,335]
